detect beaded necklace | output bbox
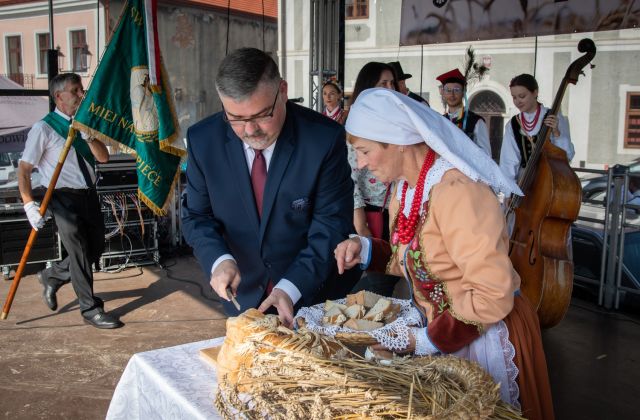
[394,149,436,244]
[518,104,541,132]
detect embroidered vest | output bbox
[389,208,482,353]
[446,110,483,143]
[510,110,550,168]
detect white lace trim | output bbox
[396,157,454,218]
[498,320,521,409]
[449,321,520,408]
[396,156,509,218]
[295,298,423,351]
[412,326,439,355]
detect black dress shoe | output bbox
[37,271,57,311]
[83,312,124,329]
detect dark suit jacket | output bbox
[181,101,355,315]
[408,91,429,107]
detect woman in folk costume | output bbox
[500,73,575,183]
[321,80,347,125]
[334,88,554,420]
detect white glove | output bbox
[80,130,95,143]
[24,201,45,231]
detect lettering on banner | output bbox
[89,102,135,133]
[136,155,162,187]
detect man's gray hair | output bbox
[49,73,82,98]
[215,48,280,100]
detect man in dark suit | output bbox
[387,61,430,106]
[181,48,358,326]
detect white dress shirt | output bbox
[20,108,95,188]
[446,110,492,158]
[210,141,302,305]
[499,106,574,183]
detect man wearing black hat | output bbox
[436,68,491,157]
[387,61,429,106]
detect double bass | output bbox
[506,38,596,328]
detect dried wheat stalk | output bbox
[214,328,524,420]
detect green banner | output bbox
[72,0,184,215]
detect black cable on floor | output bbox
[161,259,220,303]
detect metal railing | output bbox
[573,165,640,309]
[2,73,34,89]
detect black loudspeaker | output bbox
[0,187,61,276]
[0,217,61,266]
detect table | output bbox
[106,337,224,420]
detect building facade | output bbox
[280,0,640,168]
[0,0,278,138]
[0,0,104,90]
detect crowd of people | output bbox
[21,48,577,419]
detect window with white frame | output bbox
[5,35,22,77]
[346,0,368,19]
[37,33,50,75]
[624,92,640,148]
[70,29,88,72]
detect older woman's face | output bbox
[349,135,400,183]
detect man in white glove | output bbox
[23,201,45,230]
[18,72,123,329]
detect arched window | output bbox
[469,90,506,161]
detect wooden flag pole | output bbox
[1,128,76,320]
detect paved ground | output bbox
[0,255,638,419]
[0,255,227,419]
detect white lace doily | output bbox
[294,298,422,351]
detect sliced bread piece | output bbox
[363,298,393,322]
[322,305,347,326]
[323,299,347,312]
[383,303,402,324]
[343,318,384,331]
[344,304,366,319]
[346,290,385,309]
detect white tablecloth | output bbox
[106,337,225,420]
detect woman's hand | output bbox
[370,330,416,355]
[543,114,561,137]
[334,237,362,274]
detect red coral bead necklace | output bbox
[395,149,436,244]
[519,104,541,132]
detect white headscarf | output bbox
[345,88,522,197]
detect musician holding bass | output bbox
[500,74,575,183]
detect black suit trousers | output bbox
[45,189,105,316]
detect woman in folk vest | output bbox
[499,73,575,184]
[335,88,554,420]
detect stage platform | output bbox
[0,254,638,419]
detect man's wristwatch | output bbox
[85,136,95,144]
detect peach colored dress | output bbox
[369,168,554,420]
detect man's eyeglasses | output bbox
[223,88,280,127]
[442,87,463,95]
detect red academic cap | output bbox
[436,68,466,86]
